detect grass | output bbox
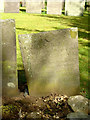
[1,9,89,98]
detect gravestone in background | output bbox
[47,0,63,15]
[19,28,80,97]
[0,0,4,13]
[1,19,19,96]
[26,0,42,14]
[65,0,85,16]
[4,0,20,13]
[22,0,26,7]
[42,0,45,9]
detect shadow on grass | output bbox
[17,27,45,33]
[34,11,89,33]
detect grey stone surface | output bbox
[19,28,80,97]
[68,95,88,114]
[67,112,89,119]
[4,2,20,13]
[1,19,19,96]
[65,0,85,16]
[26,0,42,14]
[47,0,63,15]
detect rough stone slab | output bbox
[47,0,63,15]
[67,112,88,119]
[68,95,88,114]
[4,2,20,13]
[65,0,85,16]
[19,28,80,97]
[26,0,42,14]
[1,19,19,96]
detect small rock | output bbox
[26,112,41,119]
[23,88,29,97]
[68,95,88,114]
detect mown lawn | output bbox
[1,10,89,98]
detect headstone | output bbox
[42,0,45,9]
[62,0,65,10]
[4,0,20,13]
[19,28,80,97]
[65,0,85,16]
[22,0,26,7]
[1,19,19,96]
[26,0,42,14]
[0,0,4,13]
[47,0,63,15]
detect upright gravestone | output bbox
[42,0,45,9]
[1,19,19,96]
[22,0,26,7]
[65,0,85,16]
[19,28,80,97]
[47,0,63,15]
[26,0,42,14]
[4,0,20,13]
[0,0,4,13]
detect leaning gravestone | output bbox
[19,28,80,97]
[4,0,20,13]
[65,0,85,16]
[47,0,63,15]
[26,0,42,14]
[0,19,19,96]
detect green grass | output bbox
[1,10,89,98]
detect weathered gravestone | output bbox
[26,0,42,14]
[19,28,80,97]
[4,0,20,13]
[65,0,85,16]
[47,0,63,15]
[0,19,19,96]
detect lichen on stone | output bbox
[70,28,78,38]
